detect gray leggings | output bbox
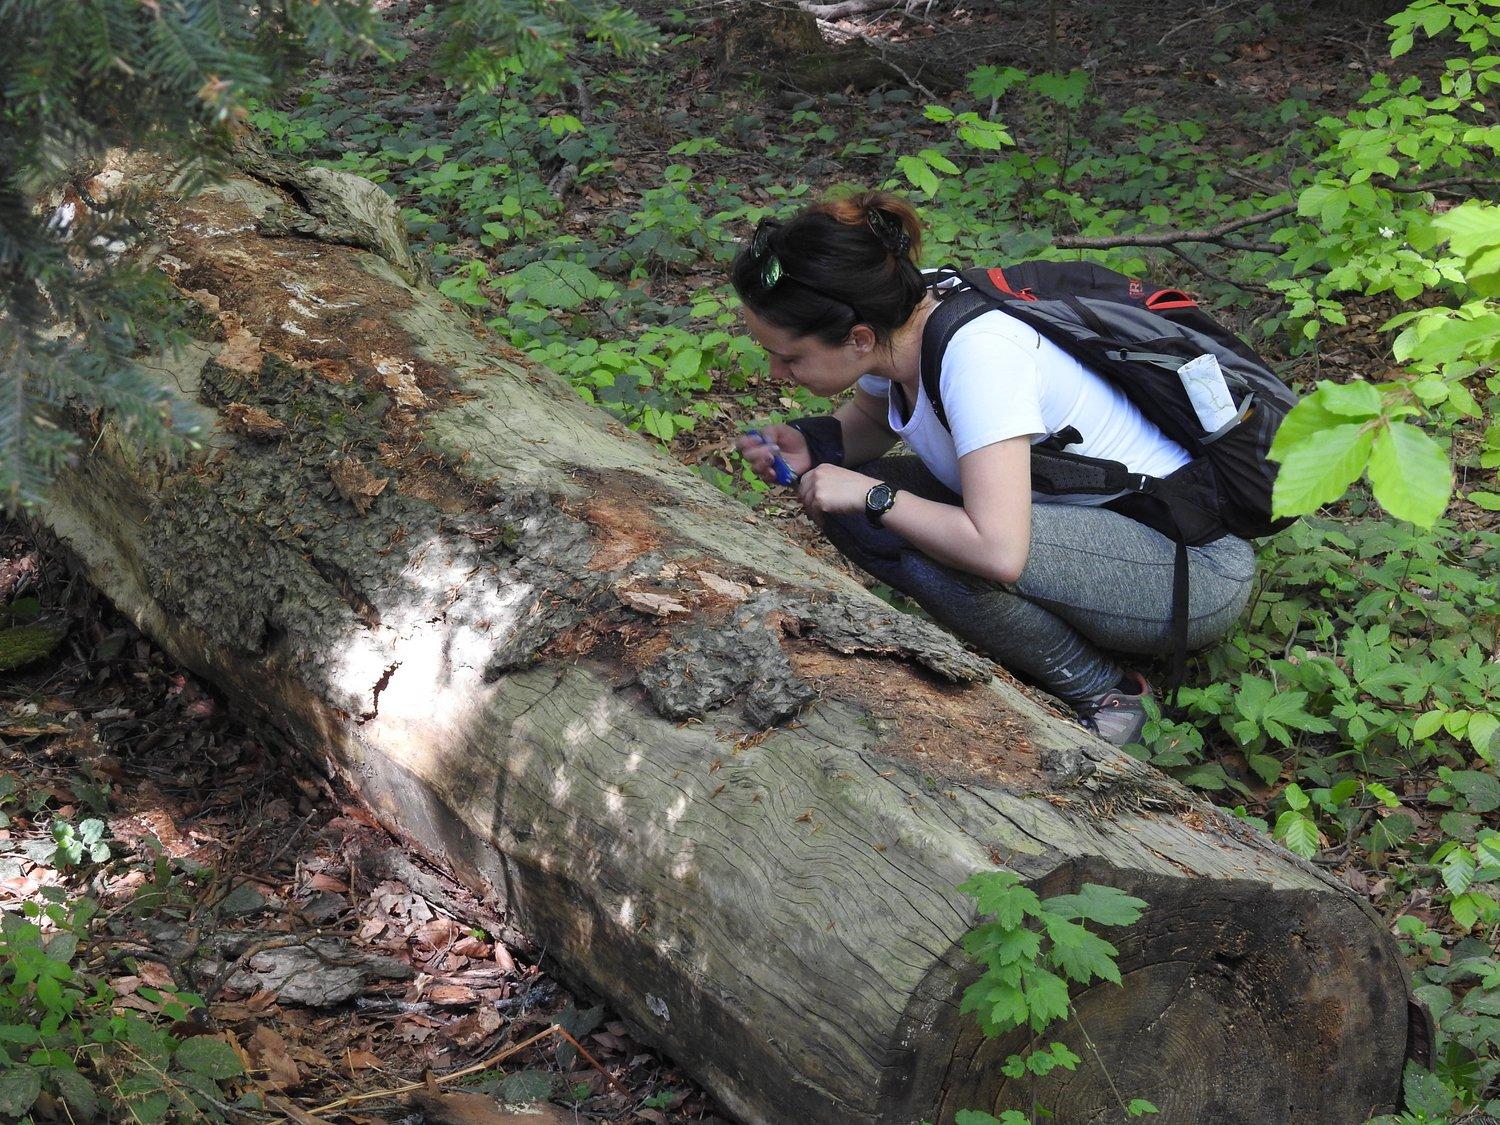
[823,456,1257,706]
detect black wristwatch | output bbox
[865,482,899,527]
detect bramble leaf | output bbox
[1043,884,1146,927]
[175,1035,244,1079]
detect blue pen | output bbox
[747,429,799,487]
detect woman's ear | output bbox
[846,324,878,355]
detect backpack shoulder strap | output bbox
[919,275,997,432]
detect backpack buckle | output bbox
[1133,474,1154,492]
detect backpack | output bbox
[918,261,1299,690]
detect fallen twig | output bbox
[553,1023,634,1099]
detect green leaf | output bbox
[1407,314,1500,364]
[1023,969,1072,1031]
[1026,1040,1081,1076]
[499,1069,555,1104]
[919,148,960,175]
[1275,810,1320,858]
[1268,396,1343,460]
[175,1035,244,1079]
[1402,1063,1454,1117]
[500,260,603,311]
[961,873,1041,929]
[1045,918,1122,985]
[958,1112,1029,1125]
[957,120,1012,150]
[896,154,939,196]
[1040,1042,1081,1073]
[1450,891,1491,930]
[1247,754,1282,787]
[972,979,1029,1033]
[1366,814,1414,852]
[1413,710,1446,740]
[1441,846,1477,895]
[1271,423,1373,518]
[1127,1100,1160,1117]
[1043,884,1146,927]
[1178,762,1230,790]
[1367,422,1450,527]
[1436,201,1500,267]
[1329,779,1360,807]
[1442,770,1500,813]
[1468,712,1498,762]
[978,925,1042,967]
[1364,782,1399,808]
[1297,183,1343,221]
[1318,380,1381,417]
[0,1068,41,1116]
[49,1068,100,1118]
[1283,782,1310,811]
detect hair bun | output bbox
[866,207,912,256]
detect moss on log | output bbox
[38,150,1426,1124]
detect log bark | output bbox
[39,149,1426,1124]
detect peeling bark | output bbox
[38,149,1426,1124]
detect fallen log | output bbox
[38,149,1426,1124]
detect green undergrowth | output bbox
[247,1,1500,1117]
[0,764,255,1121]
[0,894,248,1122]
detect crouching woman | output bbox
[730,192,1255,745]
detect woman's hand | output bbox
[733,424,811,485]
[796,464,878,527]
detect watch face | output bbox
[867,483,895,511]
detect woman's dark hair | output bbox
[730,191,926,347]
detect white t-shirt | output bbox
[858,304,1190,501]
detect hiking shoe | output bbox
[1077,672,1152,747]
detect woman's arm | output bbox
[833,387,899,466]
[796,435,1033,584]
[878,436,1031,583]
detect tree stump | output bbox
[37,150,1427,1124]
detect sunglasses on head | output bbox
[747,218,861,323]
[750,219,784,288]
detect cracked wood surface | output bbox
[37,149,1423,1124]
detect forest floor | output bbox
[2,0,1495,1121]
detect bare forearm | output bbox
[879,491,1027,585]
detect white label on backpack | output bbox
[1178,353,1238,432]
